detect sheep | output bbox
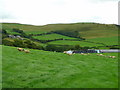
[17,48,24,51]
[80,53,84,55]
[24,49,30,53]
[63,51,67,54]
[111,56,116,58]
[99,54,104,56]
[80,53,89,55]
[96,54,104,56]
[108,56,116,58]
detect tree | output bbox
[2,29,7,34]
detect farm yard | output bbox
[1,22,119,88]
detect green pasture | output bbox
[6,30,20,35]
[48,40,103,47]
[87,36,119,45]
[2,45,118,88]
[24,31,48,35]
[2,23,52,32]
[32,34,76,40]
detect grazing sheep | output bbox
[80,53,87,55]
[96,54,104,56]
[63,51,67,53]
[108,56,113,58]
[108,56,116,58]
[17,48,24,51]
[111,56,116,58]
[99,54,104,56]
[80,53,84,55]
[24,49,30,53]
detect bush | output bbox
[2,39,14,46]
[13,39,25,47]
[13,28,23,33]
[23,40,43,49]
[74,45,81,50]
[2,29,8,34]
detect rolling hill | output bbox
[2,22,119,39]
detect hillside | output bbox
[2,45,118,88]
[2,23,119,39]
[2,22,119,51]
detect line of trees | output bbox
[2,38,44,50]
[52,30,85,40]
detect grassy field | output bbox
[48,40,104,47]
[24,31,48,35]
[2,45,118,88]
[32,34,76,40]
[87,36,119,45]
[6,30,21,35]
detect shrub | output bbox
[13,39,25,47]
[2,39,14,46]
[13,28,23,33]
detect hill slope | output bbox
[2,45,118,88]
[2,23,119,39]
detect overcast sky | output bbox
[0,0,119,25]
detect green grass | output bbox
[32,34,76,40]
[2,45,118,88]
[24,31,48,35]
[48,40,103,47]
[87,36,119,45]
[6,30,21,35]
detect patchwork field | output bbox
[24,31,48,35]
[2,45,118,88]
[32,34,77,40]
[48,40,104,47]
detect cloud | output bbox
[0,0,119,25]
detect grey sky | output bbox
[0,0,119,25]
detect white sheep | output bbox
[24,49,30,53]
[17,48,24,51]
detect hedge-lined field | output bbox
[6,30,21,35]
[24,31,48,35]
[2,45,118,88]
[48,40,103,47]
[32,34,77,40]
